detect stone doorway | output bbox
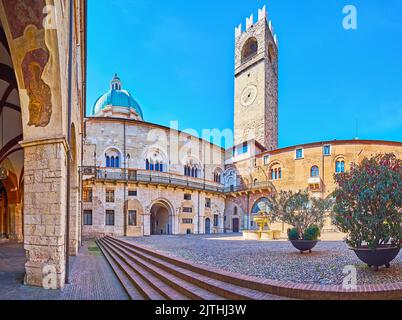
[150,203,172,235]
[232,218,240,233]
[205,218,211,234]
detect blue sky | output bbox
[87,0,402,148]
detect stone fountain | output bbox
[243,202,281,241]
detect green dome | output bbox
[91,74,144,119]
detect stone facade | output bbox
[224,140,402,234]
[234,7,278,151]
[0,0,86,289]
[82,117,226,238]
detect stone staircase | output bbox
[97,236,288,301]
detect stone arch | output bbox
[0,1,87,289]
[149,198,176,235]
[242,37,258,63]
[0,19,24,243]
[251,197,274,215]
[224,167,239,189]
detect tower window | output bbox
[242,37,258,63]
[268,43,276,63]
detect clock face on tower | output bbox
[240,85,258,107]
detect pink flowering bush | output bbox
[333,154,402,249]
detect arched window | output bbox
[311,166,320,177]
[242,37,258,63]
[234,207,238,216]
[184,159,201,178]
[105,149,121,168]
[269,163,283,181]
[145,148,167,173]
[336,160,345,173]
[268,43,276,63]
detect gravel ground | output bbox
[126,234,402,286]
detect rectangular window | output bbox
[83,188,93,203]
[264,155,270,166]
[106,210,115,226]
[128,190,137,197]
[238,142,248,155]
[128,210,137,226]
[183,207,193,213]
[213,214,219,227]
[296,148,304,159]
[184,194,192,201]
[83,210,93,226]
[182,219,193,224]
[106,190,115,203]
[205,198,211,208]
[324,145,331,156]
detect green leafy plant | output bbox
[332,153,402,249]
[304,225,321,241]
[287,228,300,241]
[270,190,331,241]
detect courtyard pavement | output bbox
[125,234,402,286]
[0,241,128,300]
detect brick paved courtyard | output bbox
[0,241,128,300]
[125,234,402,286]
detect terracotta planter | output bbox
[290,240,319,254]
[352,246,401,271]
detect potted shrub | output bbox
[271,190,331,254]
[333,154,402,271]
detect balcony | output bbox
[308,177,323,192]
[224,181,275,194]
[81,167,225,194]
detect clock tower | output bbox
[234,6,278,151]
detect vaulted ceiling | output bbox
[0,23,23,186]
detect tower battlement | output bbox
[235,6,278,47]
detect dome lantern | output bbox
[110,73,122,91]
[91,74,144,120]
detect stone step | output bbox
[103,237,224,301]
[96,240,145,300]
[105,236,285,300]
[98,239,165,300]
[101,238,190,300]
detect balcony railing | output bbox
[82,167,225,193]
[81,167,275,195]
[223,181,275,194]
